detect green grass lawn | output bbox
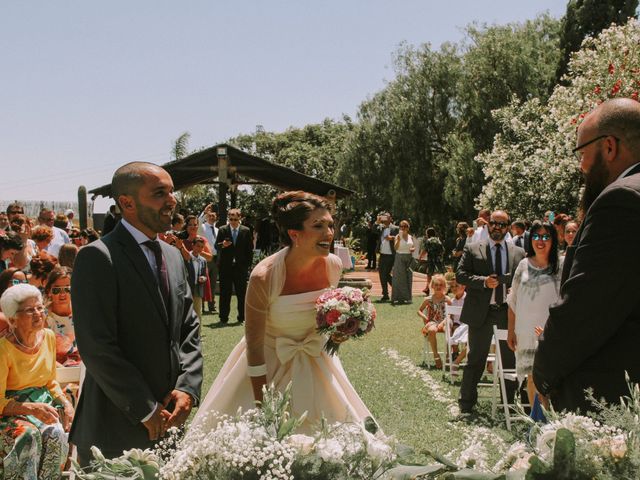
[196,297,518,467]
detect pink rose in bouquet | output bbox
[315,286,376,355]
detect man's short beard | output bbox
[579,150,609,218]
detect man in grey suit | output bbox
[71,162,203,462]
[534,98,640,413]
[376,212,398,302]
[456,210,525,414]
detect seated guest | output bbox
[45,267,79,366]
[31,225,54,254]
[448,279,468,374]
[0,231,24,274]
[57,243,78,269]
[0,268,28,337]
[29,254,58,293]
[0,284,73,478]
[418,274,452,369]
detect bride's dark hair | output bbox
[272,191,331,246]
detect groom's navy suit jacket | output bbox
[534,163,640,412]
[70,222,203,453]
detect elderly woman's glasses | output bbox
[17,305,46,316]
[51,287,71,295]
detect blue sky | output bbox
[1,1,567,206]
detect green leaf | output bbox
[385,463,447,479]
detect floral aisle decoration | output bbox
[315,286,376,355]
[74,383,450,479]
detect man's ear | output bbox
[118,194,136,214]
[604,136,619,163]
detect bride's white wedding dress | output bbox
[191,247,372,433]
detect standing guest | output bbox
[185,236,208,320]
[552,213,569,248]
[54,213,69,232]
[0,268,29,298]
[64,209,75,230]
[70,161,203,462]
[37,209,70,258]
[391,220,415,305]
[418,274,452,368]
[465,226,475,246]
[217,208,253,324]
[29,254,58,293]
[102,205,120,236]
[534,98,640,413]
[510,220,526,248]
[80,228,100,245]
[5,203,24,225]
[31,225,54,254]
[451,222,468,268]
[507,221,562,407]
[69,228,83,247]
[198,204,219,313]
[456,210,526,414]
[181,215,213,261]
[376,212,398,302]
[563,220,579,249]
[45,266,80,366]
[470,209,491,243]
[58,243,79,269]
[0,231,24,274]
[8,214,36,270]
[365,219,378,271]
[422,227,445,295]
[0,284,73,479]
[171,213,185,233]
[0,213,8,231]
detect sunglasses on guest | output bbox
[531,233,551,241]
[11,279,28,286]
[51,286,71,295]
[489,221,509,228]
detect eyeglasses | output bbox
[51,286,71,295]
[572,135,618,160]
[17,305,46,316]
[7,210,23,215]
[531,233,551,241]
[489,221,509,229]
[11,279,28,286]
[565,229,578,235]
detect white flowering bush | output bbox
[477,18,640,218]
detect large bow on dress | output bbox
[273,333,326,421]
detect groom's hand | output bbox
[163,390,193,429]
[142,407,169,441]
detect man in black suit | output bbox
[377,212,398,301]
[534,98,640,413]
[71,162,203,462]
[217,208,253,324]
[456,210,526,414]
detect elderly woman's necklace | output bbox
[11,331,43,351]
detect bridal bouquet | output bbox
[315,286,376,355]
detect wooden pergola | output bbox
[89,143,354,221]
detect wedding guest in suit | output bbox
[365,219,378,271]
[217,208,253,324]
[199,203,219,313]
[102,204,120,236]
[185,236,208,320]
[71,161,203,463]
[510,220,526,248]
[534,98,640,413]
[376,212,398,302]
[456,210,526,414]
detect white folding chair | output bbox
[58,363,85,479]
[492,326,528,430]
[442,305,466,382]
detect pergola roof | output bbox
[89,143,354,199]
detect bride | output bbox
[191,191,372,432]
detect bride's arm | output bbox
[245,269,269,404]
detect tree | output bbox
[554,0,638,84]
[478,19,640,219]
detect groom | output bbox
[71,162,203,462]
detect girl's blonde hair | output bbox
[430,273,447,289]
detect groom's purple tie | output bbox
[144,240,171,311]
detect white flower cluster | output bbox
[478,19,640,217]
[161,411,298,480]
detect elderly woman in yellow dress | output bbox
[0,284,73,479]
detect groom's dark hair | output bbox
[272,191,331,246]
